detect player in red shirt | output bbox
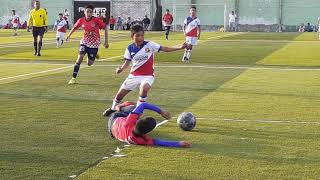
[109,16,116,30]
[66,4,109,85]
[162,9,173,40]
[108,102,191,147]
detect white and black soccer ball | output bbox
[177,112,196,131]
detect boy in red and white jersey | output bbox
[103,24,186,116]
[182,6,201,63]
[53,13,67,48]
[11,10,20,36]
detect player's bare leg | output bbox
[103,89,131,116]
[137,83,151,106]
[56,37,60,48]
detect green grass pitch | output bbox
[0,29,320,179]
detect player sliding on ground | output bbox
[103,24,186,116]
[107,102,191,147]
[66,4,109,85]
[182,6,201,63]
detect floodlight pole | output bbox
[278,0,283,32]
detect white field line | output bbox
[1,62,320,71]
[0,65,72,81]
[207,32,245,40]
[171,116,320,125]
[155,120,169,129]
[0,34,128,49]
[0,56,123,82]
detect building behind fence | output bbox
[0,0,319,32]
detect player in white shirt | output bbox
[102,24,186,116]
[318,17,320,40]
[229,11,237,32]
[53,13,68,48]
[11,10,20,36]
[182,6,201,63]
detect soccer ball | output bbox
[177,112,196,131]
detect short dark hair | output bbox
[131,24,144,35]
[166,9,170,12]
[85,4,95,10]
[133,117,156,136]
[58,13,63,16]
[191,6,196,10]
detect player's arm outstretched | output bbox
[116,60,131,74]
[160,43,187,52]
[66,26,78,41]
[129,103,192,148]
[198,25,201,40]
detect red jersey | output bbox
[74,17,106,48]
[112,113,154,145]
[109,18,116,25]
[162,13,173,26]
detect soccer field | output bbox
[0,29,320,179]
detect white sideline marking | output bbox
[172,116,320,125]
[0,66,72,81]
[0,34,128,49]
[0,56,123,82]
[207,32,245,40]
[1,62,320,71]
[155,120,169,129]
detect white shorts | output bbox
[12,23,19,28]
[120,75,154,91]
[186,36,198,46]
[56,32,65,40]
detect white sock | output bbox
[111,99,121,110]
[137,96,147,106]
[183,50,187,60]
[186,50,192,60]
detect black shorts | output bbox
[107,112,128,138]
[32,27,45,38]
[79,44,99,60]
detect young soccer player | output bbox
[53,13,67,48]
[108,102,191,148]
[66,4,109,85]
[11,10,20,36]
[162,9,173,40]
[102,24,186,116]
[182,6,201,63]
[318,17,320,40]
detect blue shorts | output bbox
[79,44,98,60]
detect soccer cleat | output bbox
[102,108,115,117]
[34,52,37,56]
[68,78,77,85]
[182,56,188,63]
[36,53,41,56]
